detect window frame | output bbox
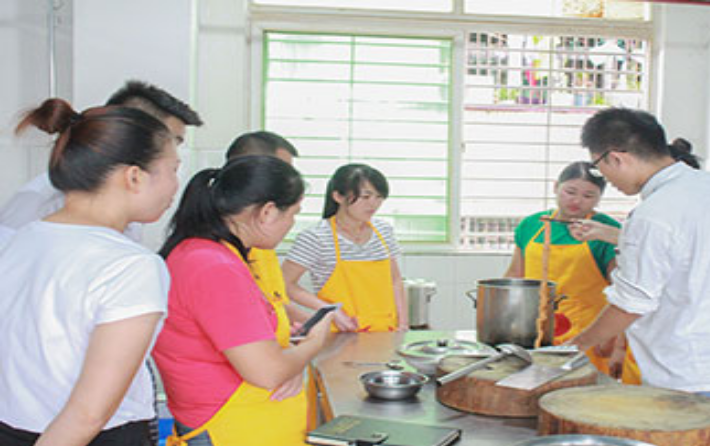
[248,4,654,253]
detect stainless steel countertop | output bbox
[313,330,538,446]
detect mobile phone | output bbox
[296,303,342,337]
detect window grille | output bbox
[461,32,648,250]
[263,32,452,242]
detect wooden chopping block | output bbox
[538,384,710,446]
[436,352,597,418]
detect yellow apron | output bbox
[248,248,290,305]
[167,243,307,446]
[524,210,611,373]
[317,217,398,332]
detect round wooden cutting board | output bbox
[436,352,597,418]
[538,384,710,446]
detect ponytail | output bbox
[160,168,246,259]
[668,138,701,170]
[160,156,304,259]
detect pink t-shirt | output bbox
[152,238,277,428]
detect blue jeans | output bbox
[174,420,213,446]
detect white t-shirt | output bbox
[606,162,710,392]
[286,218,402,292]
[0,224,14,248]
[0,173,142,242]
[0,221,169,432]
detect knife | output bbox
[494,352,590,390]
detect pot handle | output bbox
[553,294,568,310]
[465,289,477,308]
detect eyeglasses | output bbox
[588,149,612,178]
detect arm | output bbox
[224,312,333,390]
[36,313,162,446]
[391,258,408,330]
[282,259,358,331]
[568,304,641,352]
[504,247,524,278]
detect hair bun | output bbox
[670,137,692,155]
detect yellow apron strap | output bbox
[328,217,342,262]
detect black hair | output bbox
[160,155,305,259]
[558,161,606,193]
[106,80,203,126]
[581,108,669,160]
[225,131,298,161]
[668,138,701,169]
[322,164,389,219]
[16,98,171,192]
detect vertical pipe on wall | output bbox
[47,0,59,97]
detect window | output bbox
[254,3,651,250]
[263,32,452,242]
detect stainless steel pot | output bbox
[467,278,558,349]
[404,278,437,329]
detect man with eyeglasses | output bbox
[570,108,710,397]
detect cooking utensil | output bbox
[495,351,590,390]
[397,338,496,375]
[468,278,560,348]
[359,370,429,400]
[512,434,658,446]
[343,360,404,371]
[539,215,579,225]
[437,343,532,386]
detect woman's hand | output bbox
[332,308,359,332]
[569,219,619,245]
[270,373,304,401]
[304,312,335,348]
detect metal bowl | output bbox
[359,370,429,400]
[397,338,496,375]
[512,434,658,446]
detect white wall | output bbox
[2,1,710,329]
[0,0,70,205]
[653,3,710,159]
[71,0,194,249]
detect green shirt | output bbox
[514,210,621,279]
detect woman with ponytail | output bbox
[0,99,180,445]
[152,156,332,446]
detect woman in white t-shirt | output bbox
[0,98,180,446]
[283,164,407,332]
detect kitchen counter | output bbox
[312,330,538,446]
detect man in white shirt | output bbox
[0,80,202,241]
[572,108,710,395]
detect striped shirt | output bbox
[286,218,402,293]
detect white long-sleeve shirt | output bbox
[606,162,710,392]
[0,173,142,241]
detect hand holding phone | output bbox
[296,303,342,337]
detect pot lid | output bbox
[397,338,496,359]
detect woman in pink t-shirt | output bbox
[153,156,333,446]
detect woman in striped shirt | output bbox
[282,164,407,332]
